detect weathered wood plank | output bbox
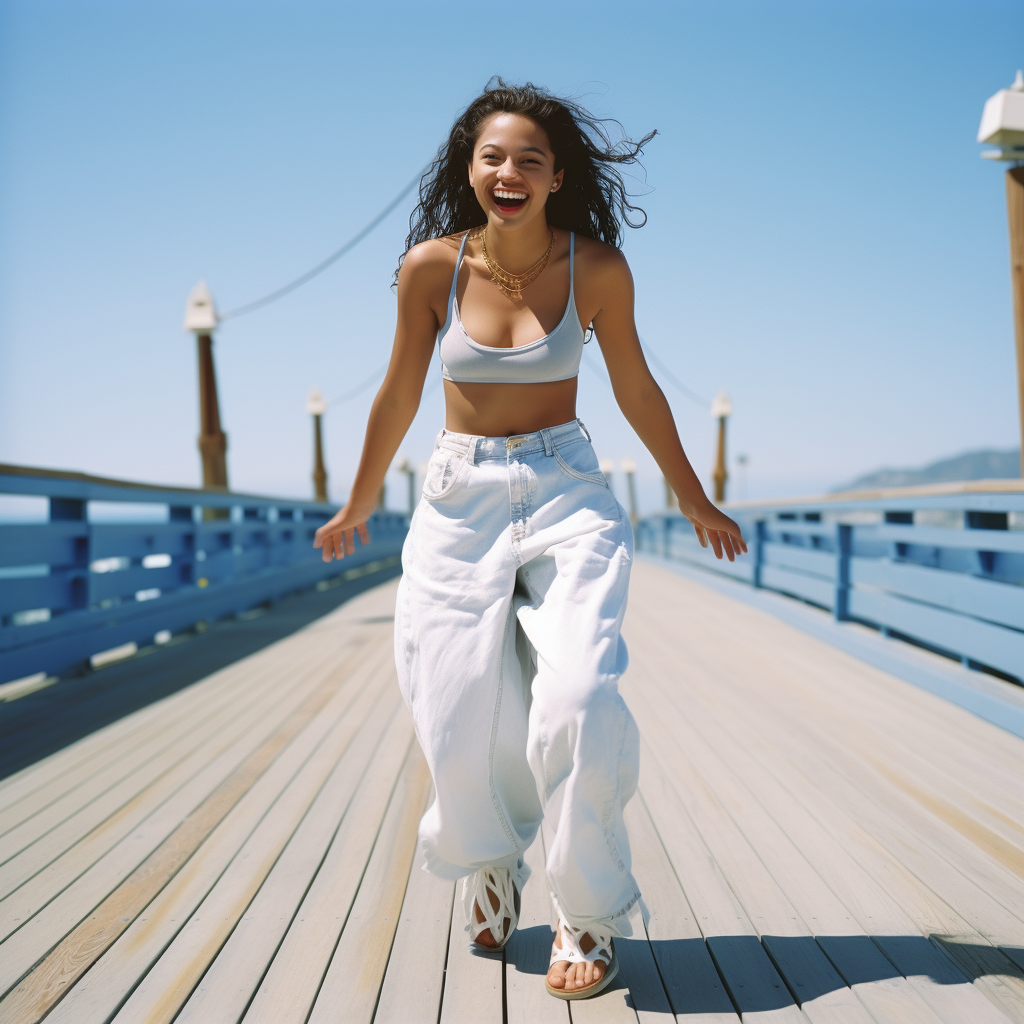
[504,832,568,1024]
[0,646,349,943]
[239,714,416,1024]
[0,639,323,898]
[87,657,399,1024]
[623,795,739,1023]
[630,690,883,1024]
[373,820,457,1024]
[0,630,317,823]
[636,741,805,1024]
[626,641,1015,1024]
[622,591,1024,1023]
[437,921,504,1024]
[308,744,432,1024]
[0,647,371,1021]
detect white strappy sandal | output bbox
[545,908,618,1000]
[461,865,521,949]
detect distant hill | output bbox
[833,448,1020,492]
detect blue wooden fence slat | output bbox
[867,524,1024,554]
[759,565,837,609]
[848,589,1024,676]
[851,557,1024,632]
[0,523,88,569]
[0,575,76,619]
[761,543,836,580]
[1,464,410,684]
[639,483,1024,685]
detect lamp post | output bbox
[711,391,732,503]
[184,281,229,492]
[306,387,328,503]
[397,456,416,514]
[979,70,1024,476]
[621,457,639,526]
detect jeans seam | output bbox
[601,698,630,879]
[553,449,608,487]
[488,606,522,853]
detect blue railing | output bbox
[637,481,1024,683]
[0,465,408,686]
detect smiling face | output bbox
[468,112,564,229]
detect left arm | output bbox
[589,250,747,561]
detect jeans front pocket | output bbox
[422,447,468,500]
[553,440,608,487]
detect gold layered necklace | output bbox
[479,226,554,300]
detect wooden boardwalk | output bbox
[0,559,1023,1024]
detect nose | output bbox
[496,156,521,182]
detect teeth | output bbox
[494,189,528,200]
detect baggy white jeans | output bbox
[394,417,643,937]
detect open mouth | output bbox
[492,188,528,212]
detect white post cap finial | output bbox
[306,387,327,416]
[711,390,733,418]
[184,280,218,333]
[978,72,1024,159]
[621,456,637,473]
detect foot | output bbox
[546,922,608,992]
[471,874,520,948]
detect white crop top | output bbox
[437,231,586,384]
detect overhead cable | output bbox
[219,166,428,321]
[638,337,710,408]
[327,361,391,407]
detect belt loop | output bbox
[541,428,554,456]
[466,438,477,466]
[577,418,592,442]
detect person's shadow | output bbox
[505,928,1024,1016]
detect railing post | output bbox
[752,520,766,588]
[662,515,672,560]
[50,496,89,610]
[834,523,852,621]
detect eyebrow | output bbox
[479,144,549,157]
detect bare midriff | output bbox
[442,377,579,437]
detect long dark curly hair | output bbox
[396,78,656,282]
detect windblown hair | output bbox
[396,78,656,283]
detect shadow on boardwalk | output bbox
[0,562,1022,1023]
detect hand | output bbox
[313,501,375,562]
[681,501,748,562]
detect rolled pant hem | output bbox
[421,841,528,884]
[551,887,646,939]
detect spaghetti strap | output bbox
[447,231,471,313]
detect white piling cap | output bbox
[306,387,327,416]
[621,457,637,473]
[711,391,733,418]
[978,71,1024,159]
[184,280,219,333]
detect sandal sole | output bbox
[545,956,619,1000]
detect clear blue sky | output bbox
[1,0,1021,511]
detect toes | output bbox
[547,962,568,989]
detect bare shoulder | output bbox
[400,235,459,281]
[573,235,632,285]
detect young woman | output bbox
[314,80,746,1001]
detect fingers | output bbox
[721,531,736,562]
[692,521,708,548]
[707,528,724,560]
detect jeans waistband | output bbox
[435,418,592,464]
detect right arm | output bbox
[313,242,449,561]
